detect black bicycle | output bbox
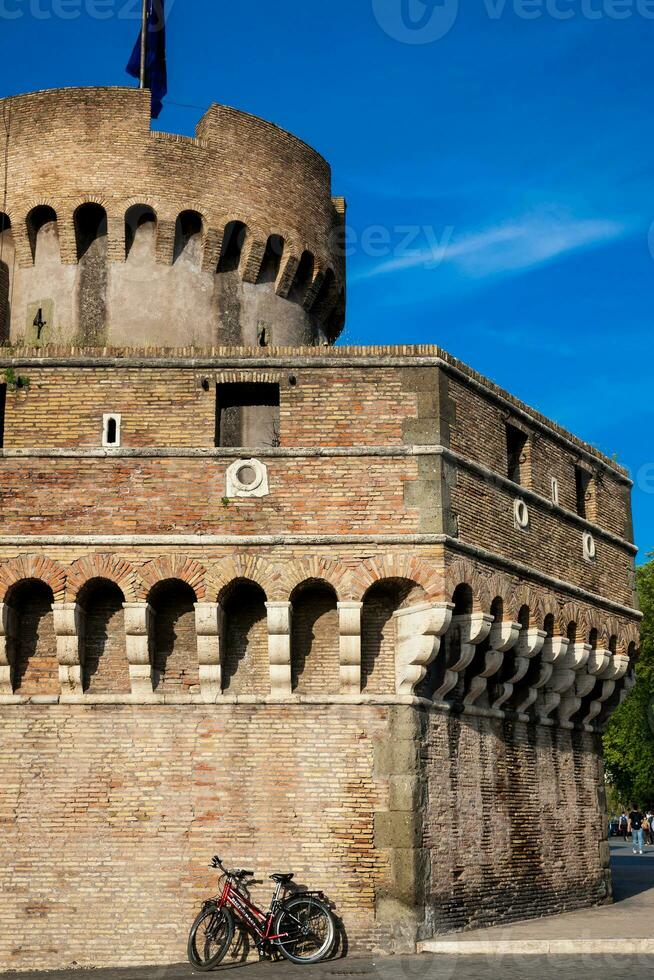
[188,856,337,970]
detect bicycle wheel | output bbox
[274,894,336,964]
[187,904,234,971]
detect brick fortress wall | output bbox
[0,345,641,968]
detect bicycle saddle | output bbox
[270,873,294,883]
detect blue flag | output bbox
[126,0,168,120]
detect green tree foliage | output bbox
[603,557,654,806]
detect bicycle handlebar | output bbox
[210,855,254,879]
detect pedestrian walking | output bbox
[628,805,645,855]
[619,811,628,839]
[646,810,654,846]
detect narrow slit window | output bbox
[551,477,559,506]
[506,423,529,486]
[0,383,6,449]
[216,382,280,448]
[102,413,121,448]
[575,466,594,520]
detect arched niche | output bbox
[256,234,285,286]
[7,579,57,695]
[0,212,12,342]
[173,210,203,269]
[125,204,157,262]
[216,221,247,275]
[220,579,268,695]
[361,578,426,695]
[288,250,314,304]
[78,578,129,694]
[26,205,59,266]
[290,581,339,694]
[149,579,200,694]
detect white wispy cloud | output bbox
[353,214,628,284]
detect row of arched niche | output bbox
[1,573,636,731]
[0,205,339,341]
[3,576,416,699]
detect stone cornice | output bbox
[0,691,607,732]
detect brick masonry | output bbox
[0,704,388,970]
[0,85,642,970]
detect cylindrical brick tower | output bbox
[0,87,346,349]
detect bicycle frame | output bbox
[216,876,289,944]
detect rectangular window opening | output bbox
[216,382,281,448]
[102,413,122,448]
[506,423,529,486]
[0,383,6,449]
[575,465,595,520]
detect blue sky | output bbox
[0,0,652,560]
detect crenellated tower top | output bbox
[0,87,346,349]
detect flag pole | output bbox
[139,0,148,88]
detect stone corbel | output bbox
[491,627,546,711]
[517,635,569,716]
[464,619,521,707]
[574,647,613,724]
[53,602,85,693]
[581,647,618,729]
[266,602,292,697]
[123,602,154,696]
[394,602,455,697]
[0,603,17,694]
[194,603,224,699]
[599,650,631,684]
[338,602,363,695]
[432,611,493,701]
[556,643,592,726]
[583,681,616,730]
[584,653,633,729]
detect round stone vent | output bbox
[226,459,269,498]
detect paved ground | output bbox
[4,957,654,980]
[3,839,654,977]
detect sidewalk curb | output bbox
[418,939,654,956]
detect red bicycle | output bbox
[187,855,336,970]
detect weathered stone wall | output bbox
[422,710,610,934]
[0,362,417,449]
[445,373,632,540]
